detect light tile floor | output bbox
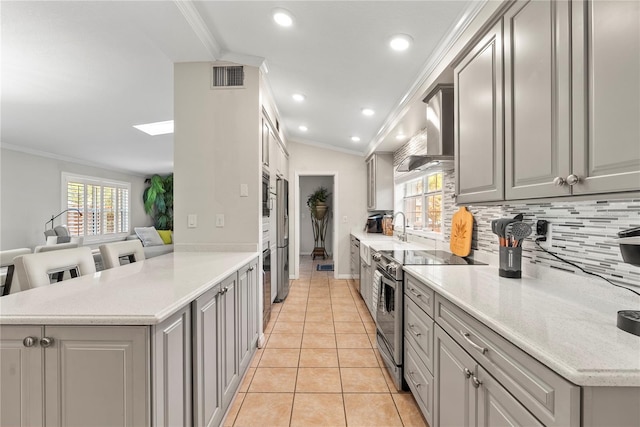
[225,256,429,427]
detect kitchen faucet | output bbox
[394,211,408,242]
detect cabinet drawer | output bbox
[404,273,434,318]
[435,295,579,427]
[404,296,434,374]
[404,339,434,426]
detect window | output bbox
[400,172,443,233]
[63,173,130,239]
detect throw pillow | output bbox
[134,226,164,247]
[157,230,172,244]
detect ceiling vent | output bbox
[211,65,244,88]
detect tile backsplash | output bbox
[394,135,640,288]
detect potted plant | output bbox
[307,186,331,219]
[143,174,173,230]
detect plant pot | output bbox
[314,205,328,220]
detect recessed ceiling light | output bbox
[361,108,375,116]
[292,93,306,102]
[133,120,174,136]
[390,34,413,51]
[396,134,406,140]
[351,136,361,142]
[299,125,308,132]
[273,9,294,27]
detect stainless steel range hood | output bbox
[396,84,454,172]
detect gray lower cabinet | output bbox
[0,325,149,427]
[193,285,224,427]
[359,259,372,315]
[435,325,541,427]
[219,272,240,410]
[152,306,192,427]
[238,259,259,373]
[454,20,505,203]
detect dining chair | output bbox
[14,247,96,290]
[0,248,32,295]
[99,240,146,269]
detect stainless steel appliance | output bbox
[374,249,486,390]
[262,171,270,217]
[262,243,271,331]
[365,214,383,233]
[275,178,289,302]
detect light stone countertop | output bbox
[350,230,434,251]
[0,251,259,325]
[403,264,640,387]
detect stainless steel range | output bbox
[373,249,486,390]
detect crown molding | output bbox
[366,0,487,157]
[0,143,150,178]
[174,0,221,60]
[290,138,364,157]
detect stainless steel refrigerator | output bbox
[275,178,289,302]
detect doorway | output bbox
[293,172,338,279]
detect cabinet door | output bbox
[455,20,505,203]
[262,118,270,168]
[572,0,640,194]
[220,272,240,409]
[152,308,191,427]
[477,366,543,427]
[434,325,476,427]
[0,326,44,427]
[367,157,375,209]
[249,258,260,346]
[45,326,149,427]
[238,264,251,372]
[193,286,223,427]
[504,0,572,199]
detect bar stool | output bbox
[0,248,32,295]
[99,240,146,269]
[14,247,96,290]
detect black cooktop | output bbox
[378,250,487,266]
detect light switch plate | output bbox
[240,184,249,197]
[188,214,197,228]
[216,214,225,227]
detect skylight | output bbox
[133,120,174,136]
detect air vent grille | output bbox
[212,66,244,88]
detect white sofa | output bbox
[126,234,173,258]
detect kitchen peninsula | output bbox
[0,251,260,427]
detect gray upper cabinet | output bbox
[571,0,640,194]
[455,20,505,203]
[366,153,394,211]
[504,0,572,199]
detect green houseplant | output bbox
[142,174,173,230]
[306,186,331,220]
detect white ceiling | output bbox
[1,1,476,175]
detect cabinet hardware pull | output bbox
[248,266,254,271]
[472,375,482,389]
[23,336,38,347]
[408,323,422,336]
[460,330,488,354]
[464,368,473,379]
[408,371,421,387]
[553,176,566,186]
[566,174,580,186]
[409,288,422,298]
[40,337,54,348]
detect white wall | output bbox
[173,62,261,251]
[299,176,334,255]
[288,142,368,278]
[0,147,150,250]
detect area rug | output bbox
[316,264,334,271]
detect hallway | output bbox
[224,255,428,426]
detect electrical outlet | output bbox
[342,216,348,223]
[536,220,551,249]
[216,214,225,228]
